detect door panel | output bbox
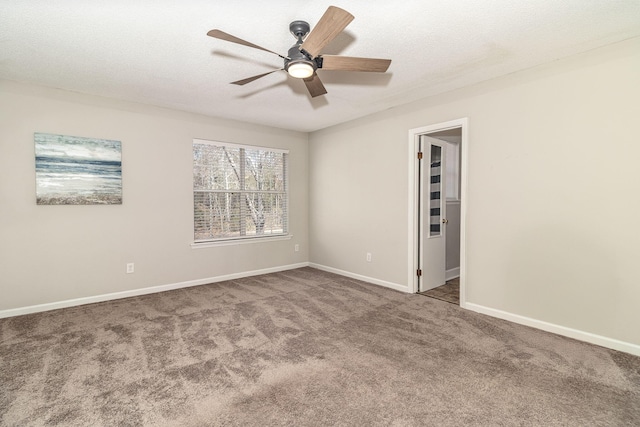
[420,136,446,291]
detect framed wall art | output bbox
[35,133,122,205]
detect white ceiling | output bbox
[2,1,639,132]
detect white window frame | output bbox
[192,138,289,246]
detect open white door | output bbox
[409,118,466,301]
[419,136,446,292]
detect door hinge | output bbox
[417,152,423,160]
[417,269,422,277]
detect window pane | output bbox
[244,149,285,191]
[429,145,442,236]
[194,192,242,240]
[193,144,241,191]
[243,192,287,236]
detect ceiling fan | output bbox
[207,6,391,98]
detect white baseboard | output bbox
[464,302,640,357]
[5,263,636,357]
[445,267,460,281]
[0,262,310,319]
[309,263,411,293]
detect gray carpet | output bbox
[1,267,639,426]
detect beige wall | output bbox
[0,81,309,311]
[2,37,639,351]
[310,37,640,346]
[445,201,461,272]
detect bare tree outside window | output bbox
[193,141,288,242]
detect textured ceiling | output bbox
[1,1,639,132]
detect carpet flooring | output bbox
[1,267,639,426]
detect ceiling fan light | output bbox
[287,62,314,79]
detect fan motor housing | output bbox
[285,20,316,74]
[285,44,316,74]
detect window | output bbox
[193,139,288,243]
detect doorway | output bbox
[407,119,467,306]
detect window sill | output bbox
[191,234,292,249]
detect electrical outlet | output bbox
[294,244,300,252]
[126,263,135,274]
[366,253,372,262]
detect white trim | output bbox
[0,262,310,319]
[408,118,468,303]
[465,302,640,357]
[309,263,411,293]
[5,262,636,357]
[459,121,468,306]
[407,131,418,293]
[192,234,292,248]
[445,267,460,281]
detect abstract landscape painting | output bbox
[35,133,122,205]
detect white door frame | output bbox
[407,118,468,306]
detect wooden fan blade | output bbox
[231,70,282,86]
[303,73,327,98]
[321,55,391,72]
[300,6,354,58]
[207,29,286,59]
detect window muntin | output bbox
[193,140,288,243]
